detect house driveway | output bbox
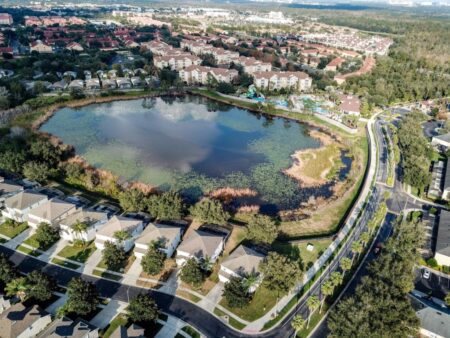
[122,257,142,286]
[45,293,68,315]
[81,249,102,274]
[3,228,32,250]
[197,282,224,312]
[90,299,128,329]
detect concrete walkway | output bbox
[38,239,68,261]
[81,249,102,274]
[121,257,142,285]
[2,228,32,250]
[159,269,180,295]
[45,293,68,315]
[90,299,128,329]
[197,282,224,312]
[155,315,188,338]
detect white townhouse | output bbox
[253,71,312,92]
[27,198,77,229]
[234,56,272,74]
[134,222,184,259]
[179,65,238,85]
[2,191,48,223]
[95,215,144,252]
[0,180,23,207]
[141,40,176,56]
[209,48,240,65]
[175,229,226,266]
[59,209,108,242]
[153,54,202,71]
[218,245,265,293]
[180,40,214,56]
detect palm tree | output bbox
[340,257,352,276]
[113,230,131,246]
[320,280,334,313]
[71,221,88,246]
[291,314,306,336]
[330,271,343,287]
[350,241,363,264]
[5,277,30,301]
[360,232,370,246]
[306,295,320,328]
[242,272,259,292]
[201,256,214,272]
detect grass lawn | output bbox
[102,314,128,338]
[0,221,28,239]
[17,244,40,256]
[273,238,332,271]
[92,269,122,281]
[51,257,81,270]
[176,290,201,303]
[57,241,96,263]
[219,285,279,322]
[23,233,58,251]
[213,308,247,330]
[181,325,201,338]
[97,252,136,273]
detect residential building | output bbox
[95,215,144,252]
[176,229,227,266]
[0,13,13,25]
[65,42,84,52]
[432,133,450,151]
[110,323,145,338]
[428,161,444,199]
[134,222,184,259]
[218,245,265,292]
[3,191,48,223]
[179,65,237,85]
[434,210,450,266]
[0,303,51,338]
[442,158,450,201]
[339,94,361,115]
[411,295,450,338]
[234,56,272,74]
[153,54,201,71]
[209,67,239,84]
[0,180,23,207]
[0,296,11,314]
[27,198,77,229]
[37,317,99,338]
[325,57,345,72]
[116,78,132,89]
[130,76,143,87]
[253,71,312,91]
[86,78,101,91]
[50,80,68,91]
[141,41,175,56]
[30,40,53,54]
[68,80,84,90]
[102,79,117,89]
[60,209,108,242]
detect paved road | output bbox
[414,267,450,300]
[310,212,397,338]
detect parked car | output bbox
[373,242,382,255]
[422,269,431,279]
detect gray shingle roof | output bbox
[436,210,450,257]
[177,229,225,259]
[37,317,98,338]
[0,303,49,338]
[4,191,47,210]
[221,245,265,278]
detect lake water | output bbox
[42,95,338,212]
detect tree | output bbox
[330,271,343,287]
[216,82,236,95]
[64,162,84,180]
[66,277,99,315]
[320,280,334,313]
[445,292,450,307]
[26,270,55,302]
[0,150,26,173]
[23,161,50,182]
[222,276,251,308]
[141,243,166,275]
[180,258,204,287]
[35,222,60,249]
[29,139,62,168]
[0,254,17,284]
[260,252,301,294]
[306,295,320,328]
[0,86,10,109]
[69,87,85,100]
[291,315,306,336]
[113,230,131,245]
[189,198,229,225]
[246,214,278,245]
[146,191,184,221]
[70,221,88,245]
[360,232,370,246]
[6,277,30,301]
[119,188,145,212]
[102,241,127,271]
[340,257,352,276]
[127,293,160,323]
[350,241,363,264]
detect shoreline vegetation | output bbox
[8,88,368,238]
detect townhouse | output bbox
[234,56,272,74]
[134,222,184,259]
[60,209,108,242]
[3,191,48,223]
[0,303,51,338]
[253,71,312,92]
[175,229,227,266]
[339,94,361,116]
[27,198,77,229]
[30,40,53,54]
[0,179,23,207]
[179,65,238,85]
[95,215,144,252]
[37,317,99,338]
[325,57,345,72]
[153,54,201,71]
[218,245,265,293]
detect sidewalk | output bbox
[2,228,32,250]
[197,282,224,312]
[91,299,128,329]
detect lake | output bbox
[42,95,336,212]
